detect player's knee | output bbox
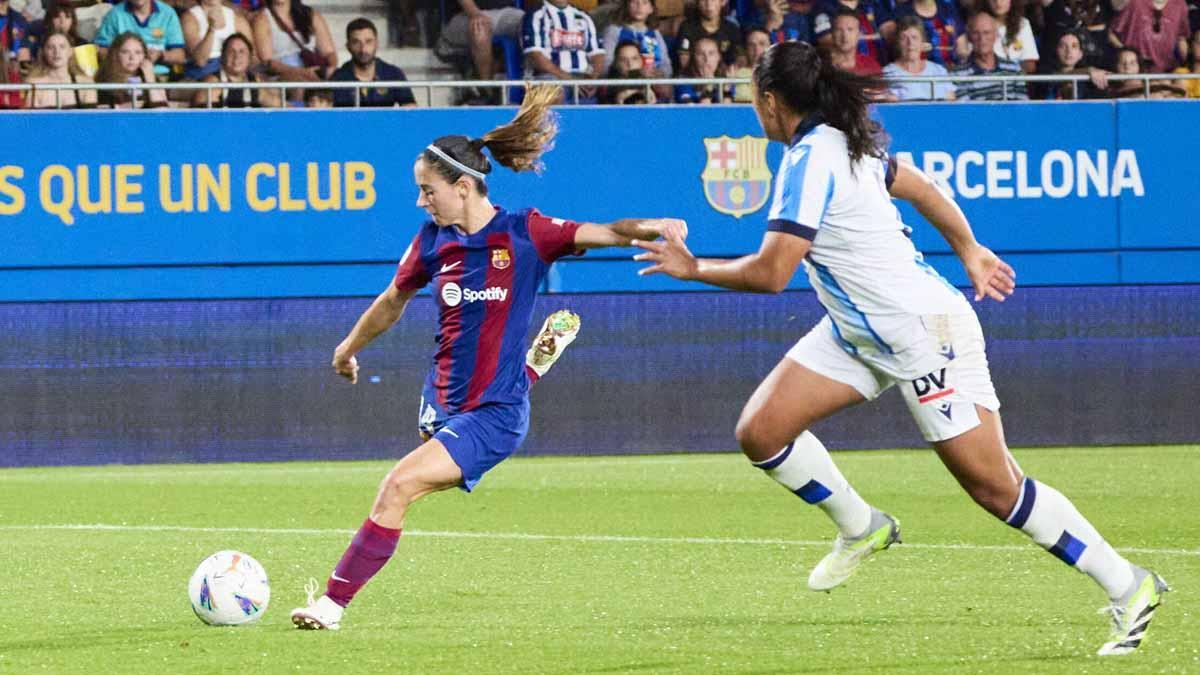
[735,414,791,461]
[381,471,423,510]
[967,480,1020,520]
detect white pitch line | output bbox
[0,523,1196,557]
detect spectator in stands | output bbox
[252,0,336,88]
[190,32,280,106]
[94,0,184,76]
[28,0,84,58]
[1109,0,1189,71]
[1173,28,1200,95]
[760,0,819,44]
[1041,0,1112,68]
[522,0,605,101]
[828,7,881,73]
[603,39,657,102]
[883,15,956,99]
[731,26,770,101]
[0,31,21,106]
[1107,44,1186,93]
[302,85,331,106]
[1034,29,1109,97]
[434,0,524,93]
[24,30,96,106]
[892,0,963,66]
[1,0,33,64]
[330,18,415,107]
[952,12,1027,98]
[985,0,1038,72]
[181,0,251,80]
[674,34,730,101]
[813,0,894,65]
[96,31,167,107]
[603,0,672,78]
[675,0,739,71]
[11,0,41,24]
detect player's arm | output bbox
[332,284,418,383]
[633,230,810,293]
[573,218,687,249]
[887,159,1016,302]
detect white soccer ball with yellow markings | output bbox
[188,550,270,626]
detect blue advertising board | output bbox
[0,101,1195,301]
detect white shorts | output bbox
[786,313,1001,442]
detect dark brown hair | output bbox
[45,0,84,46]
[986,0,1026,49]
[613,0,658,30]
[421,84,563,194]
[753,41,888,164]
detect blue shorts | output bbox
[418,397,529,492]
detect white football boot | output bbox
[808,509,901,591]
[290,578,344,630]
[526,310,581,378]
[1097,566,1170,656]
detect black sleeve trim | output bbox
[766,219,817,241]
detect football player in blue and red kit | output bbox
[291,85,686,630]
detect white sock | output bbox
[753,431,873,538]
[1006,476,1135,600]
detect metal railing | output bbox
[2,73,1198,109]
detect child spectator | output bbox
[1172,28,1200,95]
[1034,30,1109,98]
[522,0,605,100]
[731,26,771,101]
[1107,44,1186,94]
[181,0,251,80]
[190,33,281,107]
[93,0,184,76]
[892,0,962,66]
[674,34,730,101]
[603,39,657,103]
[883,15,956,99]
[985,0,1038,72]
[675,0,739,71]
[813,0,893,65]
[828,6,881,73]
[1109,0,1189,72]
[1,0,32,64]
[302,85,331,106]
[603,0,672,78]
[1041,0,1112,68]
[252,0,336,86]
[329,17,415,107]
[96,30,167,107]
[952,12,1027,98]
[24,30,96,106]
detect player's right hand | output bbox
[647,218,688,242]
[332,352,359,384]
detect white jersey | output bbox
[767,119,971,379]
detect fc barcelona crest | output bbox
[491,248,511,269]
[701,135,772,219]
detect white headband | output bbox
[425,144,486,180]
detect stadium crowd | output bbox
[2,0,1198,106]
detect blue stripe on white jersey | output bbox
[522,4,602,75]
[767,144,836,238]
[808,259,894,354]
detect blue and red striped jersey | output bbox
[393,207,583,414]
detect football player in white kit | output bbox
[633,41,1168,657]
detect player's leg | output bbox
[525,309,581,382]
[911,313,1167,656]
[738,318,901,590]
[291,439,462,630]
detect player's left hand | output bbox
[962,244,1016,302]
[632,229,698,279]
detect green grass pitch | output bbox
[0,445,1196,673]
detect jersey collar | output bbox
[789,112,824,147]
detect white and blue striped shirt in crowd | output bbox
[768,114,970,375]
[522,3,604,76]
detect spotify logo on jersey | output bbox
[440,282,508,307]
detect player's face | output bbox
[347,28,377,67]
[752,88,787,143]
[414,158,470,226]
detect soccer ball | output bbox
[188,550,271,626]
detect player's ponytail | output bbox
[478,84,563,174]
[752,41,888,165]
[421,84,563,196]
